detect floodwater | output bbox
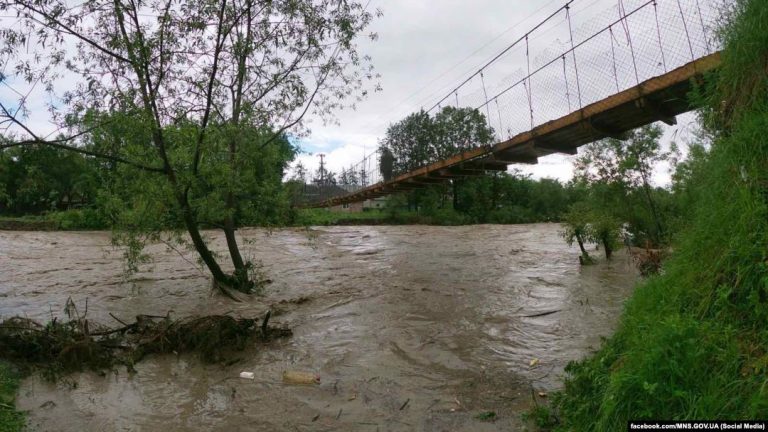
[0,224,638,431]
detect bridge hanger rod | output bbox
[476,0,656,112]
[426,0,575,113]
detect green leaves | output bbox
[380,106,495,176]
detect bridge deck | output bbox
[309,52,721,208]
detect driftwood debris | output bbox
[0,308,290,376]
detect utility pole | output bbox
[318,153,326,201]
[318,154,326,185]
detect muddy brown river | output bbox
[0,224,637,431]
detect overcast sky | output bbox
[293,0,710,186]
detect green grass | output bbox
[550,0,768,429]
[0,362,24,432]
[522,406,558,430]
[0,208,107,231]
[293,207,474,226]
[293,208,389,225]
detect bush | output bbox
[47,208,109,230]
[426,208,471,225]
[487,206,535,224]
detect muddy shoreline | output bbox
[0,218,57,231]
[1,224,638,431]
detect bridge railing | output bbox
[310,0,720,204]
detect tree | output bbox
[379,146,394,181]
[620,125,667,243]
[573,124,669,246]
[561,202,595,264]
[432,106,495,158]
[380,107,495,176]
[380,110,435,175]
[588,209,620,260]
[379,106,495,209]
[313,166,337,185]
[0,142,99,214]
[291,162,309,184]
[0,0,379,297]
[339,165,359,185]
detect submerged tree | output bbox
[573,124,668,246]
[561,202,595,264]
[0,0,379,297]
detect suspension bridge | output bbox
[304,0,721,208]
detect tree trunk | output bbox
[177,194,233,286]
[441,183,448,209]
[223,131,249,292]
[491,175,498,210]
[223,209,244,270]
[641,173,663,245]
[221,0,254,293]
[114,0,241,300]
[601,234,613,259]
[576,233,588,256]
[452,180,458,210]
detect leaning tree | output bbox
[0,0,379,297]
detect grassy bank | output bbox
[0,362,23,432]
[0,216,57,231]
[292,208,391,225]
[2,208,491,231]
[294,207,483,226]
[0,208,107,231]
[549,0,768,429]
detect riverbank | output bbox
[0,217,57,231]
[1,207,557,232]
[0,209,104,231]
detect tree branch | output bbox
[259,49,341,149]
[192,0,228,177]
[12,0,132,63]
[0,139,165,173]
